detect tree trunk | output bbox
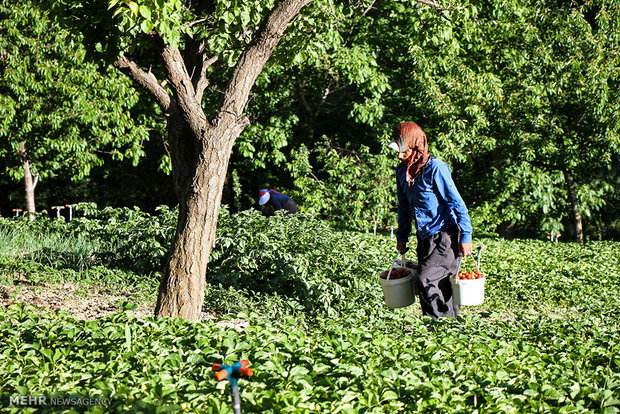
[155,119,238,320]
[152,0,313,320]
[563,170,584,245]
[19,141,38,220]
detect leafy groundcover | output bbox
[0,209,619,413]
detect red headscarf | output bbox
[393,122,430,184]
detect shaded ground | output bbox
[0,279,155,320]
[0,278,249,328]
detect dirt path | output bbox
[0,280,155,320]
[0,279,250,329]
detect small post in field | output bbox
[51,205,64,218]
[65,204,75,221]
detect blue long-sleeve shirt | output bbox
[396,157,472,243]
[267,190,291,210]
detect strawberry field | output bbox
[1,208,619,413]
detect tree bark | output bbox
[153,0,313,320]
[19,141,38,220]
[563,170,584,245]
[155,120,236,319]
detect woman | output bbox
[389,122,472,319]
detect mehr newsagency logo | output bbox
[7,394,111,407]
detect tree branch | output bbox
[413,0,455,21]
[218,0,313,125]
[413,0,454,10]
[187,18,210,28]
[113,55,171,113]
[362,0,376,17]
[575,110,587,127]
[194,54,219,102]
[158,39,209,136]
[308,170,325,188]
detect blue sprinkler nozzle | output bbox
[212,360,253,414]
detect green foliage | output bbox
[21,0,617,240]
[208,208,394,316]
[229,0,620,240]
[1,232,619,412]
[288,139,397,229]
[0,0,148,208]
[0,204,177,276]
[5,205,620,319]
[1,207,620,412]
[6,0,613,241]
[485,0,620,233]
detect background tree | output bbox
[42,0,376,319]
[272,0,620,242]
[401,0,620,242]
[226,0,502,230]
[488,0,620,244]
[5,0,617,249]
[205,0,620,242]
[0,1,149,218]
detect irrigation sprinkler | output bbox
[212,360,253,414]
[51,205,65,218]
[385,225,398,239]
[65,204,75,221]
[547,232,561,243]
[12,208,22,217]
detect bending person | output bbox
[258,189,298,216]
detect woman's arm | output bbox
[434,162,473,245]
[395,166,412,252]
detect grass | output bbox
[0,226,102,274]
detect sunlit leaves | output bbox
[476,0,620,233]
[0,1,148,205]
[1,207,620,411]
[108,0,188,48]
[287,139,397,229]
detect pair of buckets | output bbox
[379,253,485,308]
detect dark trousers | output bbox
[282,199,298,214]
[415,226,462,319]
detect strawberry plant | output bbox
[1,207,620,412]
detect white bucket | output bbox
[451,276,485,306]
[379,269,416,308]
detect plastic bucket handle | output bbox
[461,253,482,274]
[386,251,400,280]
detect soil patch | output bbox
[0,280,248,328]
[0,281,154,320]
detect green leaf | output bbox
[140,20,154,33]
[127,1,139,15]
[138,5,151,19]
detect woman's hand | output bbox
[460,242,473,256]
[397,241,408,254]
